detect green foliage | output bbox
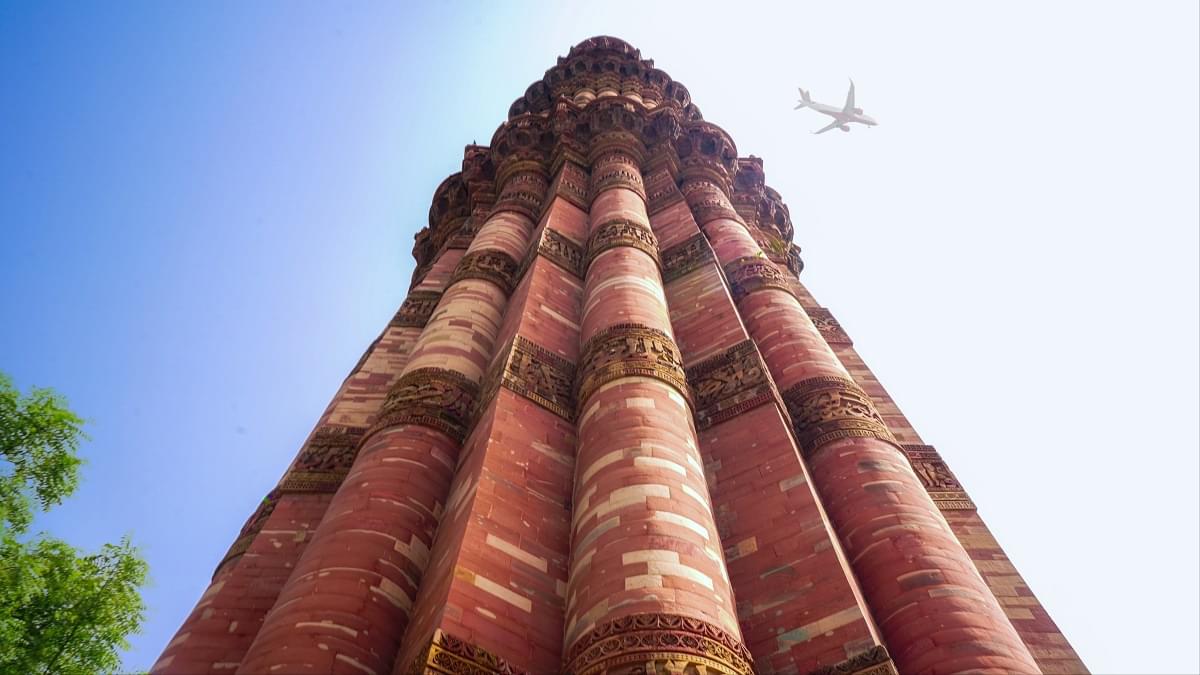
[0,373,147,674]
[0,373,85,533]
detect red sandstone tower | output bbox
[153,37,1086,675]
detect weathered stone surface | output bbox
[160,35,1084,675]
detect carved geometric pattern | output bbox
[807,307,852,345]
[565,613,754,675]
[809,646,898,675]
[722,255,793,303]
[661,233,714,284]
[576,323,690,411]
[902,444,977,511]
[479,335,577,421]
[646,174,685,216]
[781,375,898,456]
[590,151,647,202]
[491,170,547,221]
[681,180,742,226]
[552,160,590,211]
[214,488,281,576]
[370,367,480,444]
[584,218,660,273]
[449,249,521,296]
[540,228,585,278]
[407,629,529,675]
[391,291,443,328]
[278,425,367,494]
[685,340,774,430]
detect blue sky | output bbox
[1,2,1197,673]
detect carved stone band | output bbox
[550,161,590,212]
[807,307,852,345]
[278,425,367,494]
[214,489,281,577]
[407,629,528,675]
[479,335,577,422]
[391,290,443,328]
[449,249,521,296]
[370,367,480,444]
[781,375,897,457]
[584,218,660,273]
[682,180,743,226]
[902,444,976,511]
[723,255,794,304]
[490,171,548,221]
[661,232,715,283]
[565,613,753,675]
[686,340,774,431]
[538,227,585,279]
[589,151,647,203]
[576,323,690,411]
[809,645,899,675]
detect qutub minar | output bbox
[154,37,1085,675]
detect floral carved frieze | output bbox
[576,323,690,411]
[902,444,976,511]
[540,228,585,278]
[565,613,754,675]
[479,335,577,422]
[686,340,774,430]
[584,218,660,273]
[682,179,742,226]
[589,150,647,202]
[661,233,714,283]
[278,426,367,494]
[781,376,897,457]
[548,159,590,211]
[810,646,899,675]
[215,488,281,576]
[722,255,793,303]
[449,250,521,296]
[370,367,480,444]
[407,630,529,675]
[391,290,443,329]
[491,170,548,221]
[807,307,852,345]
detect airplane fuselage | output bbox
[810,102,877,127]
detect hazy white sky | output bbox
[2,2,1196,672]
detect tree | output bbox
[0,373,148,674]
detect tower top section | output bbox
[413,36,800,281]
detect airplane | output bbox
[795,80,878,134]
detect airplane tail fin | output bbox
[794,87,812,110]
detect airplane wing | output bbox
[842,80,856,115]
[813,119,842,135]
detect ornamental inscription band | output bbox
[575,323,690,412]
[391,290,443,328]
[368,367,480,444]
[476,335,576,423]
[408,630,528,675]
[685,339,774,431]
[449,249,522,297]
[661,233,715,284]
[722,255,794,303]
[781,375,897,457]
[583,217,660,273]
[564,613,754,675]
[279,425,367,493]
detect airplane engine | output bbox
[840,125,850,132]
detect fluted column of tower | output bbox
[152,175,473,675]
[676,132,1040,673]
[237,148,548,674]
[561,110,752,675]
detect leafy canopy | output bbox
[0,374,148,675]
